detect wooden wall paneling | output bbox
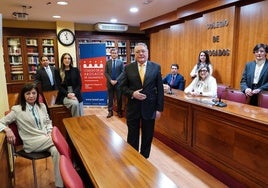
[164,28,175,74]
[202,6,236,86]
[183,18,204,84]
[171,24,184,76]
[192,106,268,187]
[155,96,191,146]
[234,1,268,89]
[158,28,170,72]
[150,31,164,72]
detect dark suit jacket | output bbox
[104,59,124,88]
[162,73,185,90]
[240,59,268,92]
[56,67,83,104]
[120,61,164,120]
[34,66,60,91]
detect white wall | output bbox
[56,21,77,67]
[0,13,9,117]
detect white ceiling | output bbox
[0,0,199,27]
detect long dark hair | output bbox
[197,51,211,70]
[59,53,74,83]
[20,83,40,111]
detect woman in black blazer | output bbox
[56,53,83,116]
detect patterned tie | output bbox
[112,60,116,80]
[139,63,145,85]
[31,107,41,130]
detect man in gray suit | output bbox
[240,43,268,106]
[120,43,164,158]
[34,55,59,92]
[104,48,124,118]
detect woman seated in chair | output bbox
[184,64,217,97]
[0,83,64,188]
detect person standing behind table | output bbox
[240,43,268,106]
[190,51,213,79]
[104,48,124,118]
[34,55,60,92]
[0,83,64,188]
[162,63,185,91]
[120,43,164,159]
[185,65,217,97]
[56,53,83,116]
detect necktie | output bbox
[170,75,175,86]
[112,60,116,80]
[139,63,145,85]
[46,67,54,86]
[31,107,41,129]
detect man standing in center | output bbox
[105,48,124,118]
[120,43,164,158]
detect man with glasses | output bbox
[184,64,217,97]
[240,43,268,106]
[120,43,164,159]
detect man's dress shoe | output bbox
[107,111,113,118]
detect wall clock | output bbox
[57,29,75,46]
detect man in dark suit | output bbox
[34,55,59,92]
[240,43,268,105]
[104,48,124,118]
[120,43,164,158]
[162,63,185,91]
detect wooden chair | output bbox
[43,90,72,138]
[258,91,268,108]
[59,155,85,188]
[8,93,19,109]
[5,111,51,188]
[224,88,249,104]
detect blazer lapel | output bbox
[143,61,152,87]
[259,60,268,82]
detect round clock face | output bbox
[57,29,75,46]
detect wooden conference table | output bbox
[63,115,178,188]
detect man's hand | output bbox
[245,88,253,96]
[110,80,117,85]
[132,89,147,100]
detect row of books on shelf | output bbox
[11,74,35,81]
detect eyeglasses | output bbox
[254,50,266,53]
[199,70,208,73]
[135,50,148,54]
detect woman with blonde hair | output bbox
[56,53,83,116]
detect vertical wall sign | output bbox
[79,43,107,105]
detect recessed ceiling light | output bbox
[57,1,68,5]
[110,18,117,23]
[130,7,139,13]
[53,15,61,19]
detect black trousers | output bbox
[250,84,259,106]
[127,118,155,158]
[107,84,122,113]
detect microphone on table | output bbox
[212,95,227,107]
[166,83,174,95]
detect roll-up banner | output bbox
[79,43,107,105]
